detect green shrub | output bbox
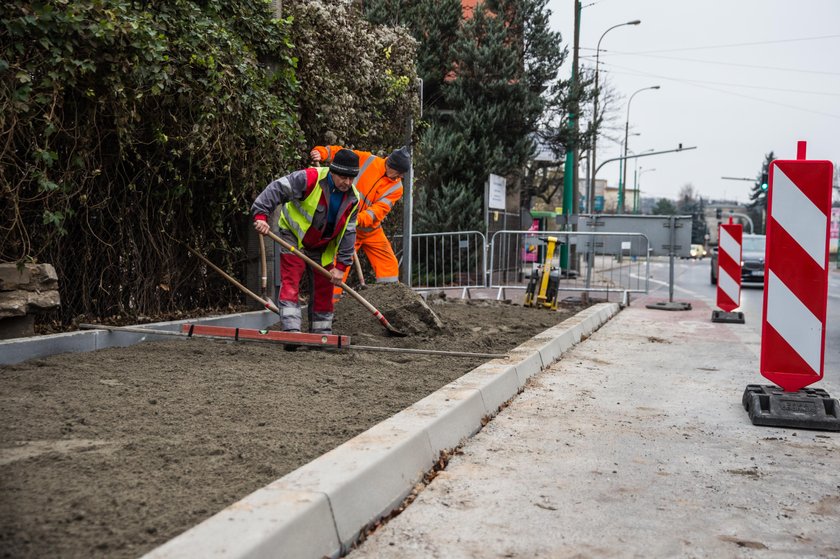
[1,0,302,320]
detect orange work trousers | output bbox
[334,228,399,299]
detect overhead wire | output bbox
[580,51,840,76]
[572,29,839,197]
[578,33,840,55]
[579,60,840,97]
[576,34,840,122]
[615,33,840,54]
[578,33,840,78]
[595,61,840,120]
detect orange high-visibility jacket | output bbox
[312,145,403,239]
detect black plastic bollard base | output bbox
[711,310,745,324]
[742,384,840,431]
[645,301,692,311]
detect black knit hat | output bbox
[386,146,411,174]
[329,149,359,177]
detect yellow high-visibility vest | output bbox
[278,167,359,266]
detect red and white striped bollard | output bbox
[715,220,742,314]
[760,141,834,392]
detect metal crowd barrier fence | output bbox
[394,231,487,295]
[488,230,651,301]
[394,230,650,301]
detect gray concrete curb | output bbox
[143,302,620,559]
[0,310,278,365]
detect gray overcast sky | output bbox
[547,0,840,204]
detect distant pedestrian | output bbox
[251,149,360,334]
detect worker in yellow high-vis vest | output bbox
[252,149,360,334]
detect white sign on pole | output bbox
[488,174,506,210]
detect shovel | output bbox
[259,235,270,300]
[263,229,406,337]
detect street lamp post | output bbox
[635,166,655,213]
[589,19,640,216]
[619,85,660,213]
[617,133,641,213]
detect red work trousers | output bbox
[279,252,335,313]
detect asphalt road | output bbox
[641,256,840,375]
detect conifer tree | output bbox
[652,198,677,215]
[748,151,774,234]
[365,0,565,232]
[749,151,774,209]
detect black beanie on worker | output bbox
[329,149,360,177]
[386,147,411,174]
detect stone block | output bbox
[449,362,521,415]
[0,263,58,291]
[0,263,60,319]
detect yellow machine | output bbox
[523,236,561,310]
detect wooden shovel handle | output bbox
[353,249,366,286]
[186,245,280,315]
[259,235,268,298]
[263,230,378,316]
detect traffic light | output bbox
[760,171,769,191]
[715,208,722,219]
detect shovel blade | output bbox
[374,311,406,337]
[386,325,407,337]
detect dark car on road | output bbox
[710,234,766,286]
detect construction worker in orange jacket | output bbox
[310,145,410,292]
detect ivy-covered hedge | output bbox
[1,0,302,321]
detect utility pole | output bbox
[401,79,422,285]
[561,0,581,270]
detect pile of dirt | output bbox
[333,282,444,337]
[0,292,584,558]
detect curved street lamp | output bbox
[589,19,640,215]
[616,133,640,211]
[635,166,656,213]
[619,85,660,213]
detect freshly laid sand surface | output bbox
[0,284,582,558]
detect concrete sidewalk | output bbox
[350,297,840,558]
